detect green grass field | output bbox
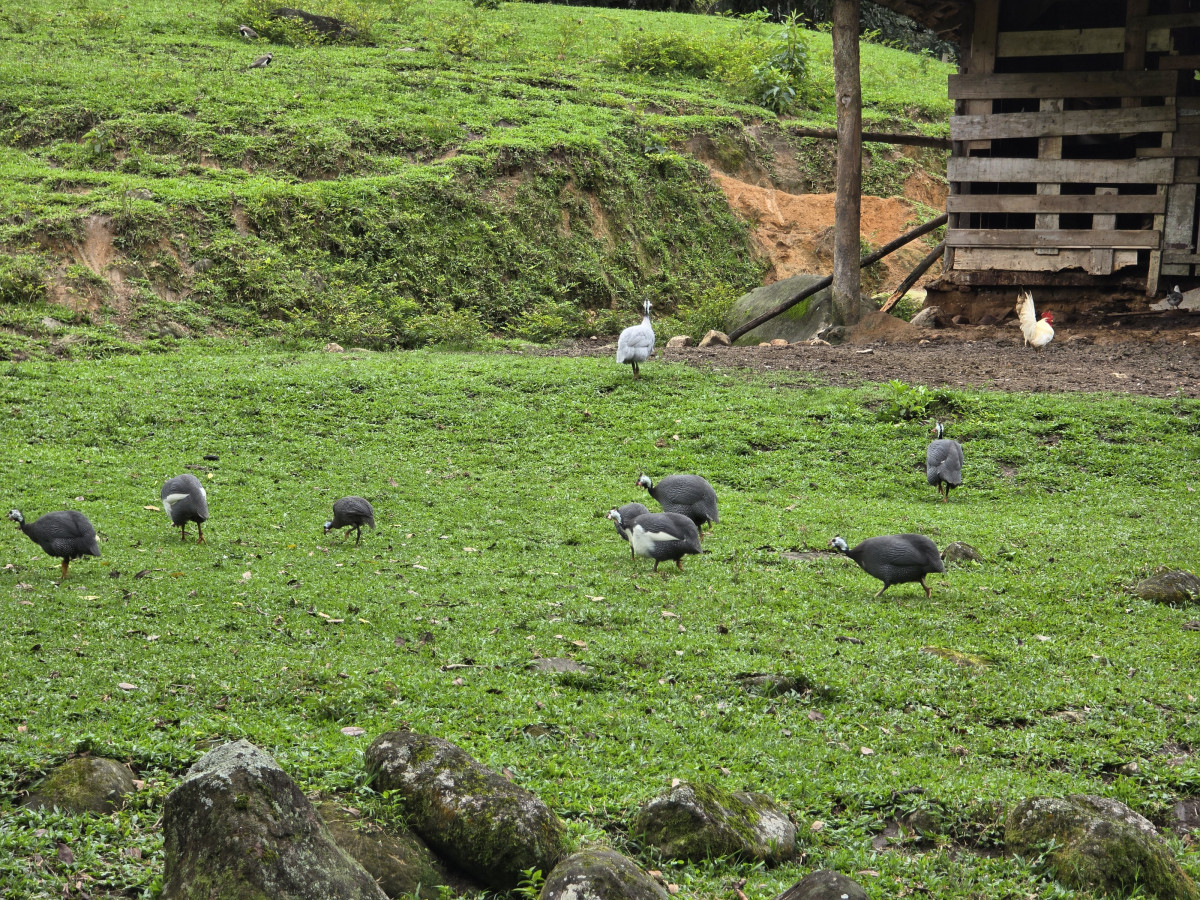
[0,347,1197,897]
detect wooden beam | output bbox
[948,156,1173,184]
[946,194,1165,214]
[1091,186,1118,274]
[787,127,950,149]
[947,228,1161,248]
[948,70,1177,100]
[962,0,999,153]
[1035,98,1063,247]
[832,0,863,326]
[951,106,1175,141]
[946,251,1142,281]
[1134,12,1200,30]
[1156,54,1200,70]
[1135,146,1200,157]
[1163,251,1200,263]
[994,27,1170,57]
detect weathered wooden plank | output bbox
[951,106,1174,141]
[1091,186,1118,274]
[1035,98,1063,243]
[948,70,1178,100]
[1164,157,1199,254]
[946,194,1165,214]
[962,0,999,153]
[1163,251,1200,263]
[1134,12,1200,30]
[953,248,1140,273]
[948,156,1174,184]
[1135,146,1200,157]
[947,229,1161,248]
[994,26,1170,57]
[1156,54,1200,69]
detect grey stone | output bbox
[909,306,943,329]
[365,731,569,890]
[1135,569,1200,604]
[665,335,694,349]
[540,849,668,900]
[698,330,731,348]
[941,541,983,564]
[22,757,134,815]
[632,781,796,863]
[773,870,868,900]
[528,657,592,673]
[324,342,345,353]
[1006,794,1198,899]
[316,800,447,899]
[725,275,877,345]
[162,739,385,900]
[1172,798,1200,835]
[192,257,215,273]
[40,317,65,333]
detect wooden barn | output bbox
[875,0,1200,314]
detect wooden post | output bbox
[832,0,863,326]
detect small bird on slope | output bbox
[1166,285,1184,309]
[161,473,209,543]
[926,422,963,503]
[607,508,700,572]
[238,24,259,39]
[1015,290,1054,349]
[249,52,273,69]
[609,501,650,558]
[637,473,719,536]
[324,497,375,545]
[616,300,655,379]
[9,509,101,580]
[829,534,944,598]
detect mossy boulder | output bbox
[1135,569,1200,604]
[22,757,134,815]
[161,739,385,900]
[1006,794,1198,899]
[773,870,868,900]
[726,276,877,345]
[631,781,796,863]
[941,541,983,565]
[316,800,447,899]
[365,730,569,890]
[539,849,669,900]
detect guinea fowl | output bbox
[829,534,944,598]
[1167,285,1184,309]
[161,473,208,543]
[8,509,101,580]
[609,501,650,558]
[926,422,963,503]
[637,473,719,536]
[616,300,655,379]
[324,496,375,545]
[607,508,700,572]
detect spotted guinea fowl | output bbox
[607,508,700,572]
[637,473,719,536]
[8,509,101,580]
[161,473,208,543]
[609,501,650,558]
[324,496,375,545]
[829,534,944,598]
[616,300,655,379]
[926,422,963,503]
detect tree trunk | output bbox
[832,0,863,325]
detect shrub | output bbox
[231,0,379,46]
[410,306,489,350]
[511,301,587,344]
[0,255,47,305]
[611,30,723,78]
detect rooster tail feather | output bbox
[1015,290,1036,327]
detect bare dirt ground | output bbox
[552,316,1200,398]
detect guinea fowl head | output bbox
[643,300,653,317]
[7,510,23,526]
[636,474,652,491]
[606,508,623,526]
[932,422,944,439]
[322,520,333,534]
[829,536,849,554]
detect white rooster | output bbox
[1015,291,1054,349]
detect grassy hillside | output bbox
[0,0,952,356]
[0,348,1197,898]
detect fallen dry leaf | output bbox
[142,505,159,511]
[810,820,825,831]
[118,682,137,691]
[56,842,74,865]
[340,726,366,736]
[860,746,874,756]
[452,677,464,686]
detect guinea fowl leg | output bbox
[873,584,888,598]
[921,578,931,599]
[632,362,640,380]
[197,522,205,544]
[355,525,362,546]
[60,559,69,580]
[675,559,685,571]
[180,524,188,542]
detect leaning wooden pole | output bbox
[832,0,863,326]
[727,214,948,343]
[878,240,947,314]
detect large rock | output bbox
[1006,794,1198,899]
[726,276,876,345]
[317,800,447,899]
[22,757,134,814]
[908,306,944,329]
[631,781,795,863]
[1135,569,1200,604]
[941,541,983,565]
[365,731,569,890]
[539,849,668,900]
[773,870,868,900]
[162,740,385,900]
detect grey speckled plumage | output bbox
[608,509,700,571]
[637,473,719,534]
[161,473,209,543]
[610,502,650,558]
[926,422,963,502]
[325,496,375,545]
[830,534,944,598]
[8,509,101,580]
[616,300,654,378]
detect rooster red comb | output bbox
[1043,311,1054,323]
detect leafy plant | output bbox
[0,255,47,305]
[515,867,545,900]
[751,12,810,114]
